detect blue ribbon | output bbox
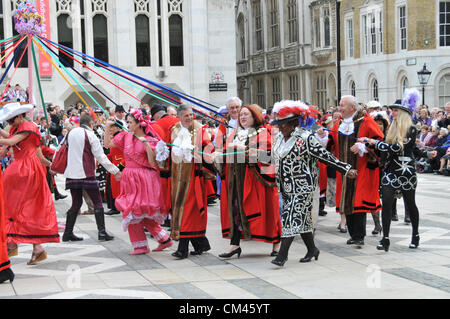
[37,36,225,118]
[0,40,25,89]
[38,40,119,108]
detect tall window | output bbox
[237,15,245,60]
[268,0,279,48]
[372,79,379,101]
[350,80,356,97]
[324,8,330,47]
[347,19,354,58]
[272,77,281,104]
[314,17,321,48]
[370,13,376,54]
[287,0,298,44]
[168,0,184,66]
[253,0,263,51]
[80,0,87,65]
[439,1,450,46]
[256,79,265,108]
[92,14,108,63]
[399,6,407,50]
[439,74,450,106]
[135,15,150,66]
[57,14,74,67]
[316,73,327,109]
[401,76,409,95]
[288,74,299,100]
[379,11,383,53]
[362,15,369,55]
[157,0,163,66]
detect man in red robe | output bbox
[169,105,215,259]
[153,105,180,223]
[328,95,384,247]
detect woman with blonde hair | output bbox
[359,89,437,251]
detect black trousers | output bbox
[381,186,419,238]
[177,236,210,253]
[346,213,367,241]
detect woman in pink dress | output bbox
[104,108,172,255]
[0,103,59,265]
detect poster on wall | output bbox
[36,0,52,77]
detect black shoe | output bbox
[172,250,188,259]
[404,216,411,224]
[409,234,420,249]
[271,257,287,267]
[392,214,399,221]
[319,210,328,216]
[0,268,14,284]
[377,237,390,252]
[62,233,84,242]
[54,191,68,201]
[98,231,114,241]
[338,224,347,233]
[346,238,355,245]
[300,248,320,263]
[218,247,242,259]
[347,238,364,246]
[372,224,382,235]
[104,209,120,216]
[270,251,278,257]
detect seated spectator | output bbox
[438,102,450,128]
[417,109,432,127]
[425,126,440,148]
[416,125,432,149]
[430,128,450,172]
[436,147,450,175]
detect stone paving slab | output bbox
[1,174,450,299]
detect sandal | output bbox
[7,247,18,258]
[81,210,94,215]
[27,250,47,265]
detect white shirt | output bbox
[338,113,367,157]
[63,126,119,179]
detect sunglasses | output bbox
[7,116,18,124]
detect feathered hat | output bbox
[271,100,319,128]
[389,88,421,115]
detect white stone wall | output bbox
[0,0,237,111]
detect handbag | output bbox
[50,132,70,174]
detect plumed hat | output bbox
[389,88,421,115]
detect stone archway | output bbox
[63,91,107,110]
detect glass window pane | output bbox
[169,15,184,66]
[93,14,109,63]
[136,15,150,66]
[57,14,74,67]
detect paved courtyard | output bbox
[1,174,450,299]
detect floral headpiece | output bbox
[272,100,319,129]
[132,109,151,131]
[14,1,45,35]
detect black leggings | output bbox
[69,188,103,212]
[381,186,419,238]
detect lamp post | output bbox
[417,63,432,106]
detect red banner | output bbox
[36,0,52,77]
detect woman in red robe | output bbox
[0,103,60,266]
[217,104,281,259]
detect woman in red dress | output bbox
[0,103,60,265]
[217,104,281,259]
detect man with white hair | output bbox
[214,96,242,150]
[327,95,384,247]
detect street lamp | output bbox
[417,63,432,106]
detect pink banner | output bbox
[36,0,52,77]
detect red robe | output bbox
[328,112,384,214]
[170,121,215,240]
[156,115,180,214]
[107,144,125,199]
[220,127,281,243]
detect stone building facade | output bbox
[0,0,237,110]
[340,0,450,108]
[235,0,339,110]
